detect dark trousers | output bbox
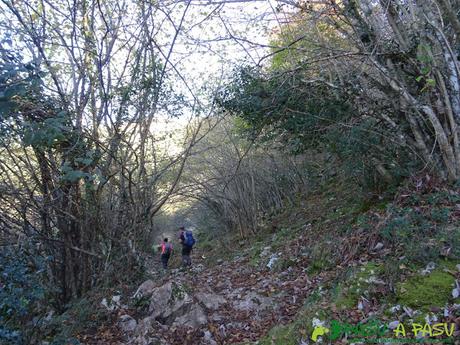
[181,245,192,267]
[161,254,170,269]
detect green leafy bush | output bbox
[217,66,417,191]
[0,246,48,344]
[358,182,460,264]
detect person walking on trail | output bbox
[158,238,173,269]
[178,226,195,267]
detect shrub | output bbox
[0,245,48,344]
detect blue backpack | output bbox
[184,231,195,247]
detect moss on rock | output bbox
[397,269,457,310]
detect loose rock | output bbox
[172,304,207,328]
[118,314,137,333]
[133,280,156,299]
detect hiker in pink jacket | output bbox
[158,238,173,269]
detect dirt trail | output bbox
[81,235,340,345]
[124,239,336,345]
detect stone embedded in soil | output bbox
[148,282,174,318]
[203,330,218,345]
[373,242,384,251]
[134,316,156,337]
[232,291,275,315]
[145,281,210,329]
[172,303,207,328]
[195,292,227,310]
[388,320,399,329]
[118,314,137,333]
[133,279,156,298]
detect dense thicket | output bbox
[0,0,202,319]
[219,0,460,186]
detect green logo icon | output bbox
[311,325,330,342]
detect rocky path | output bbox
[84,238,460,345]
[116,241,334,345]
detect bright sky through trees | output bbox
[157,0,288,109]
[146,0,290,153]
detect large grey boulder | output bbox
[148,282,175,318]
[172,304,207,328]
[147,281,207,327]
[128,280,212,344]
[150,282,192,320]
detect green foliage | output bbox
[397,269,458,310]
[307,243,336,275]
[0,56,43,117]
[0,54,79,159]
[415,44,437,92]
[248,242,264,267]
[197,237,213,252]
[132,294,150,310]
[0,246,48,345]
[218,66,352,153]
[218,65,416,191]
[0,54,44,148]
[23,112,70,148]
[381,207,454,262]
[60,161,91,183]
[356,185,460,264]
[2,60,100,186]
[272,257,297,272]
[42,296,107,345]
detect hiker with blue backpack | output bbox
[158,238,173,269]
[178,226,195,267]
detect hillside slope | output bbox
[82,177,460,345]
